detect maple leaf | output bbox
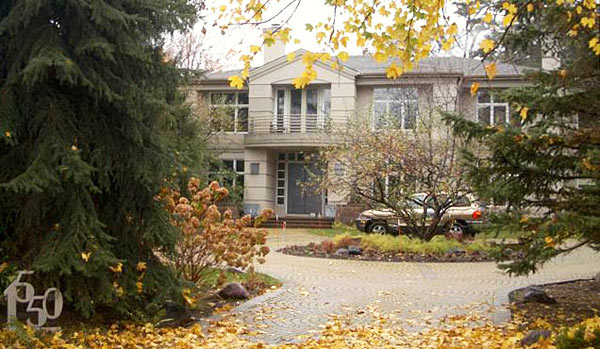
[337,51,349,62]
[484,62,497,80]
[109,262,122,273]
[136,261,147,272]
[228,75,244,89]
[4,131,10,138]
[287,52,296,62]
[520,107,530,121]
[0,262,8,273]
[483,13,493,23]
[470,82,480,97]
[81,252,91,262]
[480,39,495,53]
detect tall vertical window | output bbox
[373,87,419,130]
[477,90,509,126]
[209,92,249,133]
[273,87,331,133]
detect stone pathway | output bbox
[232,229,600,344]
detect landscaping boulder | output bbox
[227,266,245,274]
[218,282,250,300]
[520,329,551,346]
[335,248,349,256]
[447,248,466,256]
[348,245,362,255]
[523,286,557,304]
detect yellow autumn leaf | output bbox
[331,61,340,70]
[545,236,555,247]
[447,23,458,35]
[520,215,529,223]
[485,62,497,80]
[589,37,600,55]
[228,75,244,89]
[218,5,226,12]
[109,262,123,273]
[71,144,78,151]
[373,52,386,63]
[136,261,147,272]
[520,107,530,121]
[581,17,595,28]
[503,13,515,27]
[136,281,143,294]
[502,2,518,14]
[386,64,403,79]
[337,51,349,62]
[4,131,10,138]
[483,13,493,23]
[480,39,495,53]
[287,52,296,62]
[0,262,8,273]
[527,3,534,12]
[293,39,300,44]
[250,45,260,53]
[470,82,480,97]
[81,252,91,262]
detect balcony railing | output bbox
[249,114,335,134]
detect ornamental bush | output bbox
[157,178,272,284]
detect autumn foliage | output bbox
[156,179,272,284]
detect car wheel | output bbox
[447,223,466,240]
[368,223,387,234]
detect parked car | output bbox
[355,194,486,236]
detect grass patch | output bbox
[474,224,525,240]
[333,232,494,255]
[301,223,362,238]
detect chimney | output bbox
[263,24,286,64]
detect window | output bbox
[209,92,249,133]
[373,87,419,130]
[477,90,509,126]
[209,159,244,197]
[273,87,331,133]
[276,161,286,205]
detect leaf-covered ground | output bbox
[0,308,564,348]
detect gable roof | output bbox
[202,54,533,81]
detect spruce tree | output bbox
[448,0,599,275]
[0,0,200,317]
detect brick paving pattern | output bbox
[232,230,600,344]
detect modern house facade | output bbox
[187,43,529,219]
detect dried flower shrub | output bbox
[156,178,273,284]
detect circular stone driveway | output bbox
[232,230,600,344]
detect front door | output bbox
[287,163,322,215]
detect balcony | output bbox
[245,114,344,147]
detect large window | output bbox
[273,87,331,133]
[477,90,509,126]
[209,159,244,197]
[373,87,419,130]
[209,92,249,133]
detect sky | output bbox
[182,0,481,72]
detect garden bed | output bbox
[278,233,518,263]
[510,279,600,329]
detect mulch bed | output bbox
[278,242,498,263]
[510,279,600,329]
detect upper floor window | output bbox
[209,92,249,133]
[274,87,331,133]
[477,90,509,126]
[373,87,419,130]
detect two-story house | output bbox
[187,40,529,221]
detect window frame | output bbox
[476,90,510,126]
[273,86,332,133]
[372,86,419,131]
[208,91,249,134]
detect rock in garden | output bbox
[520,329,551,346]
[523,287,557,304]
[447,248,466,256]
[348,245,362,255]
[218,282,250,300]
[335,248,349,255]
[227,266,245,274]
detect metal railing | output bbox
[250,114,342,134]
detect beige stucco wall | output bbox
[243,148,277,214]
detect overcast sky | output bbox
[188,0,476,72]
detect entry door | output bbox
[287,163,322,215]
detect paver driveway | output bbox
[232,229,600,344]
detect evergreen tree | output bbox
[447,0,599,275]
[0,0,201,318]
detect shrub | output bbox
[157,179,273,284]
[333,233,361,248]
[320,240,336,254]
[556,317,600,349]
